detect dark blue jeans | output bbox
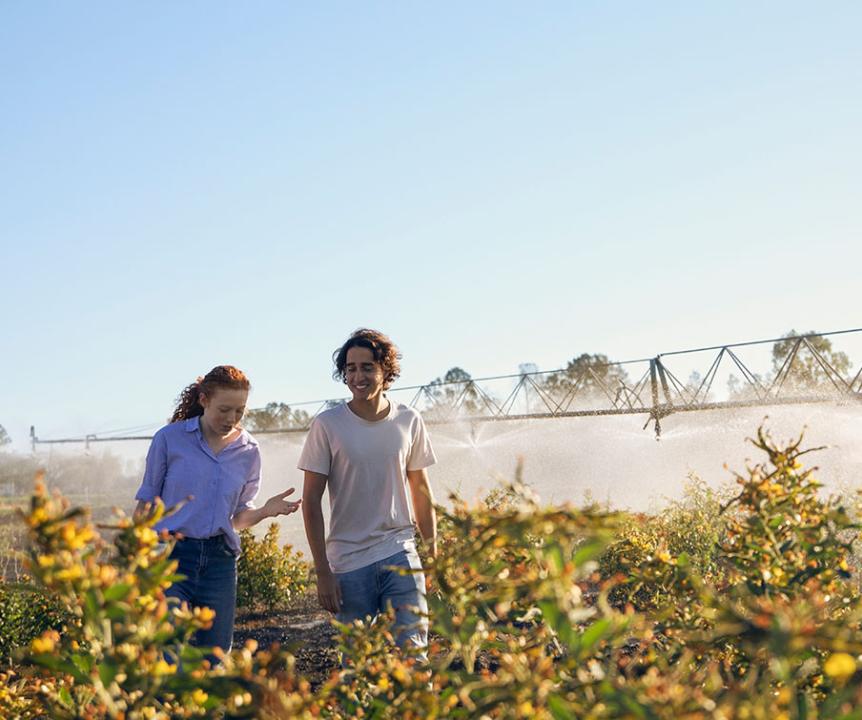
[335,548,428,650]
[166,536,237,653]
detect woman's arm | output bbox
[134,431,169,519]
[232,488,301,530]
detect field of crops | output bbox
[1,424,861,719]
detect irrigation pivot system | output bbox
[30,328,862,449]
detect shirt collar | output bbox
[184,416,255,447]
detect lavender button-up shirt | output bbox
[135,417,261,555]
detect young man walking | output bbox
[299,328,437,649]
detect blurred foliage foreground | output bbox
[3,426,862,719]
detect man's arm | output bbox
[232,488,301,530]
[302,470,341,613]
[407,468,437,558]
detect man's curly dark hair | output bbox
[333,328,402,389]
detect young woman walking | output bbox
[135,365,300,653]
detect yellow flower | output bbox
[150,660,177,677]
[30,631,58,654]
[824,652,856,681]
[190,688,208,705]
[55,566,84,582]
[61,522,93,548]
[135,526,159,546]
[98,565,118,585]
[194,606,216,626]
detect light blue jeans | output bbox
[336,548,428,649]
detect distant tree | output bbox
[517,363,551,414]
[540,353,630,407]
[0,424,10,449]
[727,373,749,401]
[726,371,765,401]
[0,452,40,494]
[771,330,852,392]
[244,402,311,432]
[424,367,488,417]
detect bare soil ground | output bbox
[233,592,339,687]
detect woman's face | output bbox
[199,387,249,436]
[345,346,386,402]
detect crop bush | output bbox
[237,524,310,612]
[5,472,291,719]
[0,582,72,662]
[6,426,862,719]
[600,474,728,610]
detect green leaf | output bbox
[539,600,562,630]
[548,694,573,720]
[98,658,119,687]
[573,539,604,567]
[105,605,130,620]
[545,543,565,574]
[83,589,99,620]
[577,617,612,654]
[103,583,132,602]
[71,652,93,674]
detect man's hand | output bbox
[316,568,342,614]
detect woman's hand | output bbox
[263,488,302,519]
[232,489,301,530]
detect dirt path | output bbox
[233,592,339,686]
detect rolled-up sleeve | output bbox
[135,430,168,502]
[234,447,261,513]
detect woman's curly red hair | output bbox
[171,365,251,423]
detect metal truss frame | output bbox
[31,328,862,448]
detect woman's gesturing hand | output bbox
[263,488,302,518]
[232,489,301,531]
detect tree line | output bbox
[239,329,855,430]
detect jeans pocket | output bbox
[384,549,423,575]
[214,537,237,558]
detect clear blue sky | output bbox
[1,2,859,449]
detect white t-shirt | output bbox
[298,400,437,573]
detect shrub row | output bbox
[2,427,861,718]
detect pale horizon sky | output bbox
[1,2,860,451]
